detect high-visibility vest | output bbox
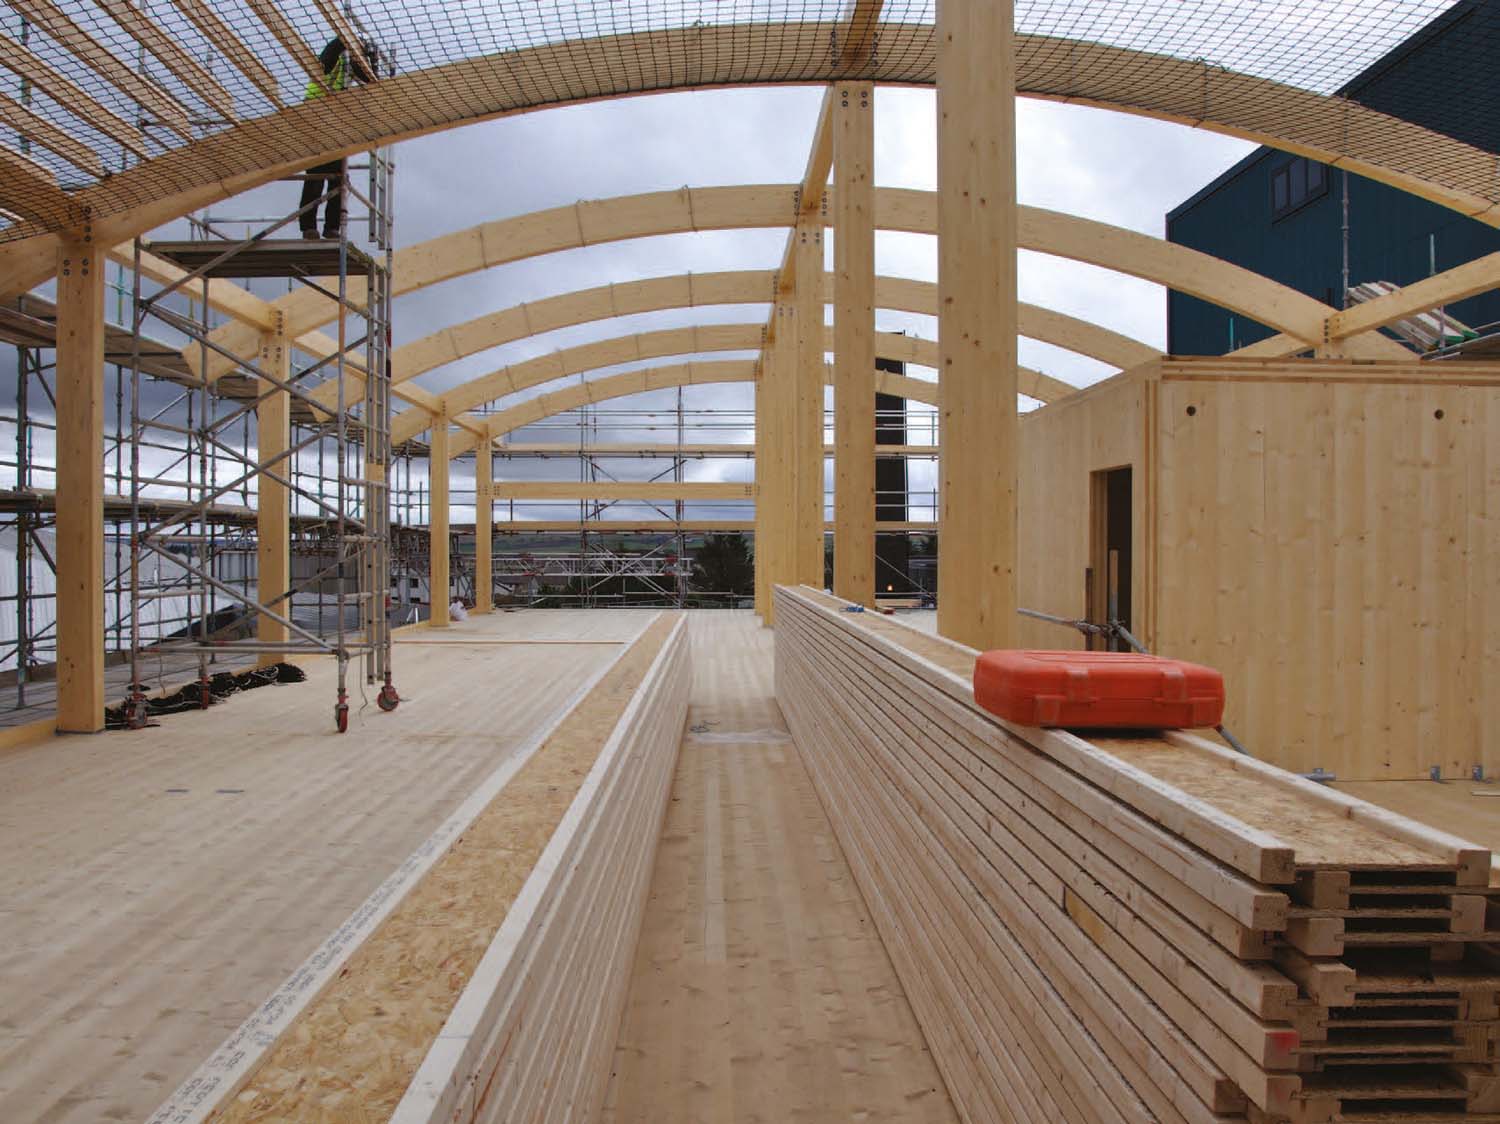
[305,52,347,100]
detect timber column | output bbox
[429,417,450,628]
[793,217,826,589]
[56,220,106,733]
[936,0,1018,649]
[753,338,783,620]
[833,83,876,607]
[256,321,290,665]
[474,443,494,613]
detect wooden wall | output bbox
[1016,375,1146,649]
[1017,358,1500,780]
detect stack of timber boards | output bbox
[773,585,1500,1124]
[159,613,689,1124]
[393,613,692,1124]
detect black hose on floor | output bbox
[104,662,308,730]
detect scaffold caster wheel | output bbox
[335,703,349,733]
[377,683,400,712]
[124,698,150,730]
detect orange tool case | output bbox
[972,650,1225,729]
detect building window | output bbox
[1271,156,1328,220]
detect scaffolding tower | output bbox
[124,150,398,733]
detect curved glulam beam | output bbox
[3,23,1497,296]
[203,185,1399,388]
[391,270,1158,386]
[445,359,935,454]
[389,323,997,444]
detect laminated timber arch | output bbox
[4,19,1500,293]
[386,271,1159,387]
[389,324,988,446]
[205,186,1403,402]
[445,359,937,455]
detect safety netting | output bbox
[0,0,1496,242]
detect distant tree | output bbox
[690,533,755,599]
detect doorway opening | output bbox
[1088,466,1133,651]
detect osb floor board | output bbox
[1335,780,1500,878]
[600,611,958,1124]
[0,608,655,1124]
[214,613,678,1122]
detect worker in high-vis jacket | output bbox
[298,38,378,239]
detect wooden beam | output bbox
[753,356,772,618]
[491,520,936,533]
[6,0,194,139]
[1329,250,1500,341]
[464,359,948,449]
[838,0,886,66]
[389,270,1153,386]
[242,0,329,92]
[0,18,1497,288]
[753,82,831,499]
[98,1,238,122]
[794,218,828,588]
[55,227,105,733]
[429,419,450,628]
[1233,250,1500,358]
[493,443,936,456]
[493,481,755,502]
[256,325,290,664]
[167,0,286,106]
[475,361,757,446]
[197,185,1396,387]
[937,0,1018,649]
[0,93,106,178]
[474,447,493,613]
[833,82,876,608]
[0,33,149,159]
[399,321,1073,448]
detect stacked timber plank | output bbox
[151,613,690,1124]
[774,585,1500,1124]
[393,613,692,1124]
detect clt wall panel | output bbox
[1013,358,1500,779]
[1153,364,1500,779]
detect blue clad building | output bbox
[1166,0,1500,355]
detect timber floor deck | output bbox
[601,611,957,1123]
[0,609,647,1124]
